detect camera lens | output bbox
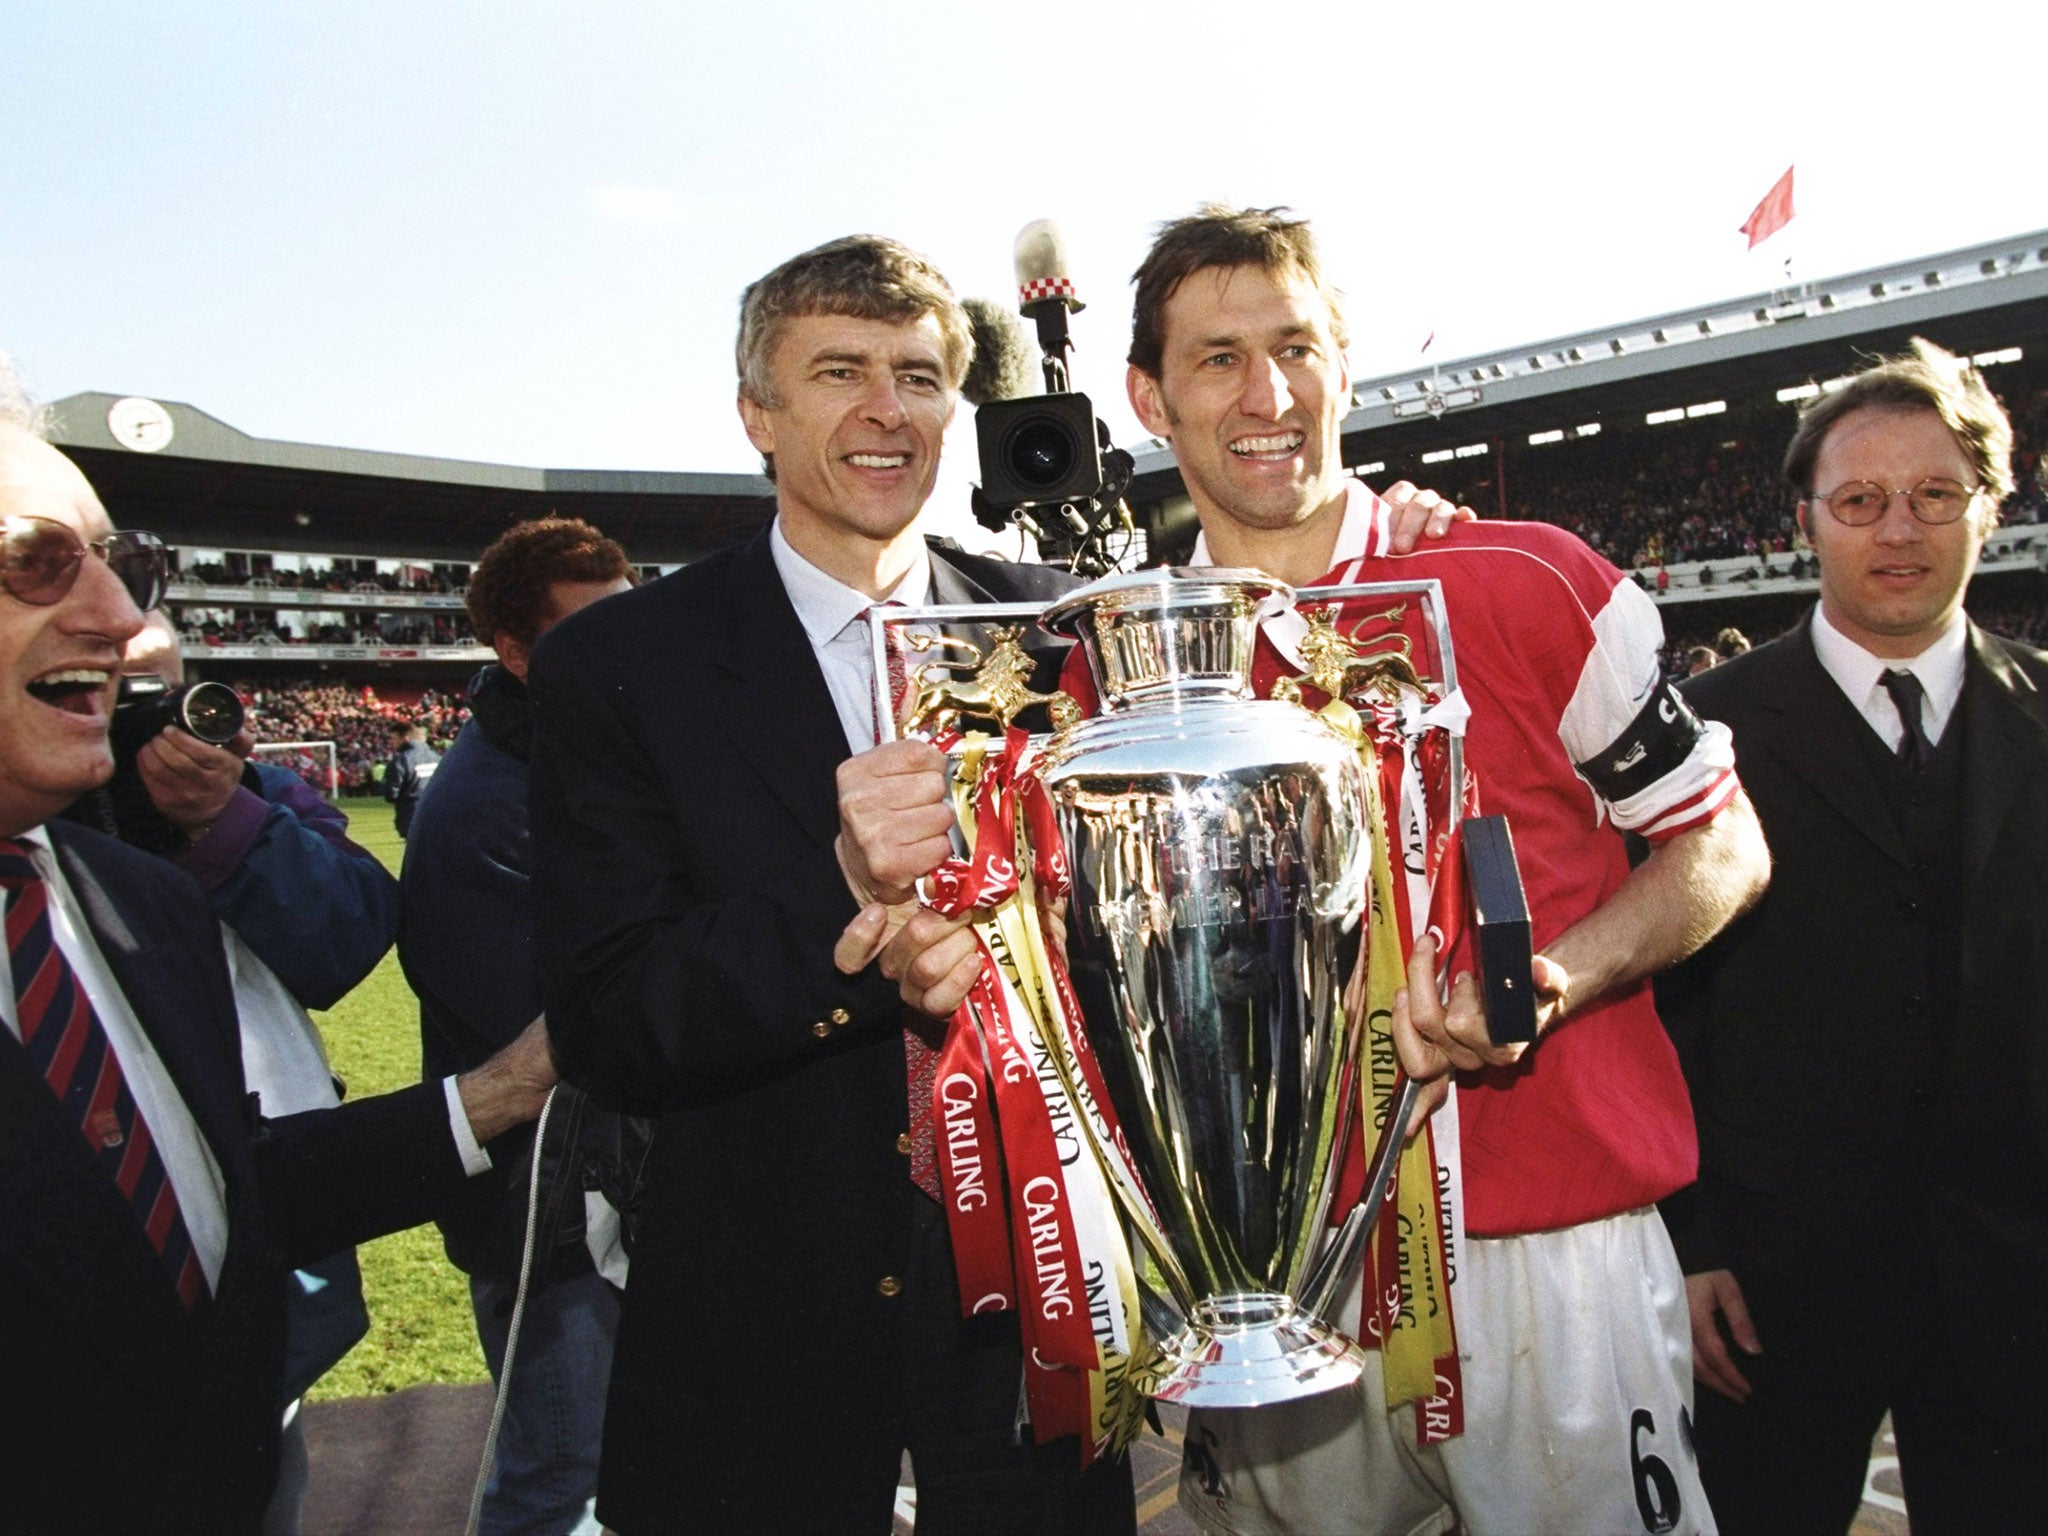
[176,682,246,746]
[1008,417,1076,490]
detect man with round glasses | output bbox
[1657,337,2048,1532]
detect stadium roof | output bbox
[45,392,775,564]
[1128,225,2048,499]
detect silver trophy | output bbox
[877,568,1440,1408]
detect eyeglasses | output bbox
[1,516,168,611]
[1809,478,1982,527]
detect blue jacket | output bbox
[176,761,399,1010]
[400,666,553,1277]
[401,670,537,1077]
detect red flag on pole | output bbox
[1741,166,1796,249]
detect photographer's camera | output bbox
[67,676,249,854]
[110,676,245,759]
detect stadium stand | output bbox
[1397,356,2047,571]
[41,391,774,697]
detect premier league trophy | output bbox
[1036,569,1377,1405]
[880,567,1460,1417]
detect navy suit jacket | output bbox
[530,532,1077,1530]
[1657,615,2048,1332]
[0,823,469,1534]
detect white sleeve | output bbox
[443,1075,495,1176]
[1559,579,1738,842]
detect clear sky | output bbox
[7,1,2046,547]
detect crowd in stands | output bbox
[1971,599,2048,648]
[176,557,471,594]
[1422,364,2048,572]
[180,613,477,648]
[235,678,471,791]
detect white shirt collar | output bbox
[1810,604,1969,745]
[769,517,932,645]
[1187,480,1388,575]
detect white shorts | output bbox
[1178,1207,1715,1536]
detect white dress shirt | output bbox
[770,517,932,752]
[1810,606,1968,753]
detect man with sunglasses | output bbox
[0,409,561,1531]
[1656,338,2048,1532]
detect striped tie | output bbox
[0,840,208,1311]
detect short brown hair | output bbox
[1128,205,1349,378]
[1782,338,2015,515]
[467,518,631,651]
[735,235,971,409]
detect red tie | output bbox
[0,840,209,1311]
[866,601,914,745]
[865,605,945,1202]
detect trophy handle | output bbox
[1298,1074,1422,1322]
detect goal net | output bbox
[252,740,340,800]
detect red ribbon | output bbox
[933,970,1016,1317]
[919,729,1114,1460]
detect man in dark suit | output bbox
[529,236,1128,1535]
[0,411,559,1533]
[1657,339,2048,1533]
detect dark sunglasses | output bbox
[1,516,168,612]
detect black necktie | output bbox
[1880,670,1932,773]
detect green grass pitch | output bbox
[306,797,489,1400]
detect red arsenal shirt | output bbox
[1060,484,1739,1235]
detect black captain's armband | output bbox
[1575,681,1704,802]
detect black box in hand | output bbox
[1461,814,1538,1045]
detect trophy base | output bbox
[1140,1292,1366,1409]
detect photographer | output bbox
[91,610,401,1008]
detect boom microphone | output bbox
[1013,219,1084,316]
[960,296,1036,406]
[1014,220,1083,389]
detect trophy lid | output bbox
[1039,568,1293,638]
[1041,568,1294,710]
